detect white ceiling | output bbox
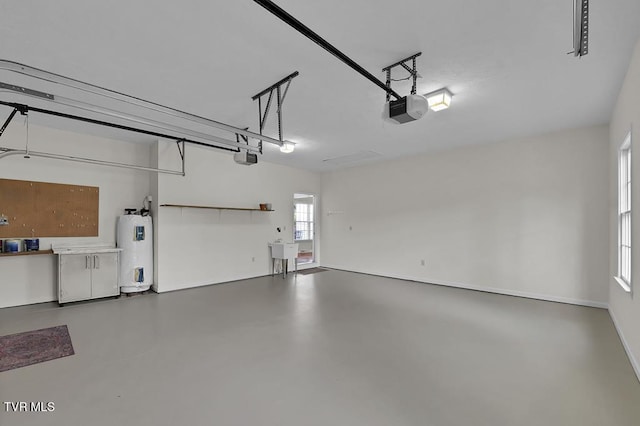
[1,1,639,171]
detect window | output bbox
[294,203,314,240]
[615,132,632,292]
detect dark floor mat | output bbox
[0,325,75,372]
[297,268,330,275]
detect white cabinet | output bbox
[90,253,119,299]
[56,249,121,305]
[58,254,93,303]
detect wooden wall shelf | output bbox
[160,204,274,212]
[0,249,54,257]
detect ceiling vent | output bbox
[322,151,382,166]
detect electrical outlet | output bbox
[420,259,425,266]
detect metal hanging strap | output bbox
[382,52,422,100]
[252,71,299,142]
[0,103,27,138]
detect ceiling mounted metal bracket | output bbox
[0,100,245,155]
[235,128,250,144]
[0,119,186,176]
[0,145,186,176]
[235,127,257,153]
[176,139,185,161]
[570,0,589,57]
[0,81,53,100]
[0,102,29,138]
[0,107,19,138]
[0,80,261,154]
[252,71,299,143]
[176,139,186,175]
[234,127,264,154]
[0,59,287,148]
[382,52,422,102]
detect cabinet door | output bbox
[91,252,119,298]
[59,254,92,303]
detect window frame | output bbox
[294,202,314,241]
[615,132,632,293]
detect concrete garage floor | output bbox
[1,269,639,425]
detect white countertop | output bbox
[52,246,122,255]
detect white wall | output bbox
[153,140,321,293]
[321,125,610,307]
[0,123,151,308]
[609,39,640,378]
[0,124,320,306]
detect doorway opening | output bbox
[293,193,315,265]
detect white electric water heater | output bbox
[117,214,153,293]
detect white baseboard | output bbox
[321,265,608,309]
[322,265,638,382]
[609,309,640,383]
[156,265,322,293]
[157,277,254,293]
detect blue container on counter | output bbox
[24,238,40,252]
[4,239,21,253]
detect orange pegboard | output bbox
[0,178,99,238]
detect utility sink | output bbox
[270,242,299,278]
[271,242,298,259]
